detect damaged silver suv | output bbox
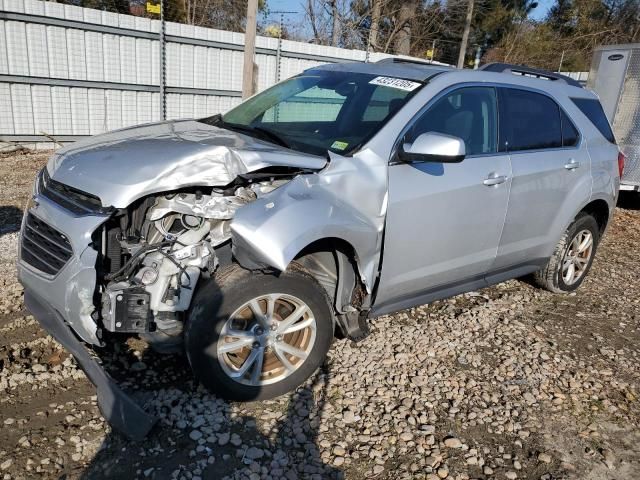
[19,59,621,438]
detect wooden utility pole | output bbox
[457,0,474,69]
[368,0,381,52]
[242,0,258,99]
[331,0,340,47]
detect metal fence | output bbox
[0,0,407,148]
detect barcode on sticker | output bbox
[369,76,421,91]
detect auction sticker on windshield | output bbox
[369,76,422,92]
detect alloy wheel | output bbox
[215,293,317,386]
[561,229,594,286]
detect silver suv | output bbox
[18,59,621,438]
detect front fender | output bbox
[231,152,388,292]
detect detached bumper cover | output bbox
[24,290,156,441]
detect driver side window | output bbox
[407,87,498,156]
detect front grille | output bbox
[21,213,73,275]
[39,168,107,215]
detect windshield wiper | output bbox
[205,116,291,149]
[250,126,290,149]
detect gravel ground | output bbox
[0,150,639,480]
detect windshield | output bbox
[211,70,422,156]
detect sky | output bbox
[262,0,555,37]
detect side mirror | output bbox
[399,132,466,163]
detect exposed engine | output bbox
[96,178,289,346]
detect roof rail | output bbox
[479,62,583,88]
[376,57,438,67]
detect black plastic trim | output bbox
[23,290,156,441]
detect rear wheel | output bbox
[533,213,599,293]
[185,264,333,401]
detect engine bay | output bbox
[96,178,289,344]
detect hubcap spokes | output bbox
[562,230,593,285]
[217,293,316,386]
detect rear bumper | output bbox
[23,288,156,440]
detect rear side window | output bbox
[561,110,580,147]
[499,88,562,151]
[571,97,616,143]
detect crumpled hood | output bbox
[47,120,327,208]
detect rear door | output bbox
[491,87,592,272]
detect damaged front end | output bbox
[97,178,290,350]
[19,162,301,440]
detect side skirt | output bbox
[369,259,547,318]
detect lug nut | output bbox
[255,327,264,335]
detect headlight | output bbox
[23,169,44,212]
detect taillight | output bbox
[618,151,626,178]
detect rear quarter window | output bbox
[571,97,616,143]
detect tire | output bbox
[185,263,333,401]
[533,212,600,293]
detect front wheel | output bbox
[185,264,333,401]
[533,213,600,293]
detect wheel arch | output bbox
[579,198,611,236]
[292,237,364,316]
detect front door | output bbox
[374,86,511,313]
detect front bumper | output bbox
[24,290,155,440]
[17,192,107,345]
[18,192,155,439]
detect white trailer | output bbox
[588,44,640,192]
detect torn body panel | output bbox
[231,149,388,292]
[47,120,327,208]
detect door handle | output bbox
[483,174,507,186]
[564,159,581,170]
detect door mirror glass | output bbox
[399,132,466,163]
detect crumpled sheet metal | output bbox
[48,120,326,208]
[231,148,388,292]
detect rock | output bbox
[0,459,12,470]
[399,432,413,442]
[443,437,463,449]
[373,465,384,474]
[333,456,345,466]
[131,361,147,371]
[602,449,615,469]
[505,472,517,479]
[3,419,14,426]
[538,452,552,464]
[143,467,154,477]
[342,410,357,424]
[218,432,230,446]
[245,447,264,460]
[189,430,203,441]
[333,446,346,456]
